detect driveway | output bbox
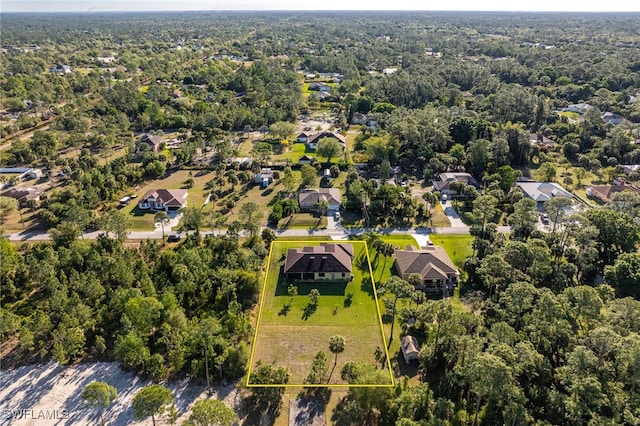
[441,200,468,228]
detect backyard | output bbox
[248,240,393,386]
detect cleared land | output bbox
[248,240,393,386]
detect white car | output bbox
[334,212,341,220]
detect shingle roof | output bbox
[299,188,342,206]
[140,189,188,207]
[516,182,572,203]
[394,246,457,280]
[307,131,346,145]
[284,243,354,274]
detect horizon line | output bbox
[2,9,640,13]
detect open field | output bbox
[248,240,393,386]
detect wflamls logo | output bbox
[2,408,70,420]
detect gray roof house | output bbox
[284,243,354,281]
[306,131,346,150]
[298,188,342,213]
[433,172,480,196]
[516,182,572,206]
[394,245,459,294]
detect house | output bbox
[25,168,43,180]
[401,335,420,365]
[516,182,572,208]
[136,133,164,153]
[567,103,592,114]
[49,65,72,74]
[586,185,640,204]
[254,168,274,187]
[432,172,480,196]
[529,133,556,150]
[298,188,342,214]
[306,131,347,151]
[295,132,310,143]
[394,245,459,294]
[284,243,354,281]
[1,187,42,206]
[137,189,188,212]
[351,113,368,125]
[383,67,398,75]
[622,164,640,175]
[298,155,314,164]
[308,82,331,92]
[602,112,624,125]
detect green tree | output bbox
[329,335,346,366]
[537,162,557,182]
[238,202,262,237]
[316,137,342,163]
[99,210,131,242]
[249,361,289,408]
[309,288,320,306]
[300,164,317,188]
[304,351,329,384]
[604,253,640,299]
[269,121,297,141]
[132,384,176,426]
[185,399,236,426]
[81,381,117,426]
[182,207,205,233]
[154,211,170,238]
[379,276,415,342]
[508,198,538,240]
[0,196,18,225]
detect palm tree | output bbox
[154,211,170,238]
[329,335,345,366]
[314,199,330,216]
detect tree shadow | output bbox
[327,363,338,384]
[278,303,291,316]
[343,293,353,308]
[360,276,374,297]
[302,303,318,320]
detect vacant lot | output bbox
[248,240,393,386]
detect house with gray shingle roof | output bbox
[284,243,354,281]
[516,182,572,208]
[394,245,459,294]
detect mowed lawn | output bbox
[249,240,393,386]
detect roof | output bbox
[394,246,457,281]
[401,335,420,361]
[299,188,342,206]
[433,172,480,191]
[2,187,41,201]
[529,133,555,147]
[307,131,346,145]
[298,155,314,162]
[516,182,572,203]
[139,133,164,147]
[140,189,188,207]
[284,243,354,274]
[588,185,640,203]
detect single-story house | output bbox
[25,168,43,180]
[602,112,624,125]
[306,131,347,151]
[586,185,640,204]
[567,103,592,114]
[308,82,331,92]
[351,113,368,125]
[284,243,354,281]
[136,133,164,153]
[622,164,640,175]
[529,133,556,150]
[1,187,42,206]
[401,335,420,365]
[138,189,188,212]
[49,65,72,74]
[516,182,572,208]
[254,168,274,187]
[433,172,480,196]
[394,245,459,294]
[298,188,342,214]
[295,132,310,143]
[298,155,314,164]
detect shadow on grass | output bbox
[360,276,374,297]
[278,303,292,316]
[275,273,348,297]
[343,293,353,307]
[302,303,318,320]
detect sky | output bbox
[2,0,640,12]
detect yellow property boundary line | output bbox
[246,240,395,388]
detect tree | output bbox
[185,399,236,426]
[99,210,130,242]
[316,137,342,163]
[379,276,415,342]
[269,121,297,141]
[261,228,276,247]
[249,361,289,408]
[154,211,170,238]
[182,207,205,233]
[300,164,317,188]
[586,208,640,266]
[314,199,329,216]
[239,201,263,237]
[329,335,346,366]
[81,381,117,426]
[304,351,329,384]
[309,288,320,306]
[537,162,557,182]
[604,253,640,299]
[0,196,18,225]
[132,384,176,426]
[508,198,538,240]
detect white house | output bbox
[138,189,188,212]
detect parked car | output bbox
[541,213,549,224]
[167,232,184,242]
[334,211,341,220]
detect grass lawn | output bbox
[248,240,393,386]
[119,169,216,230]
[430,203,451,227]
[278,213,327,230]
[272,142,315,163]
